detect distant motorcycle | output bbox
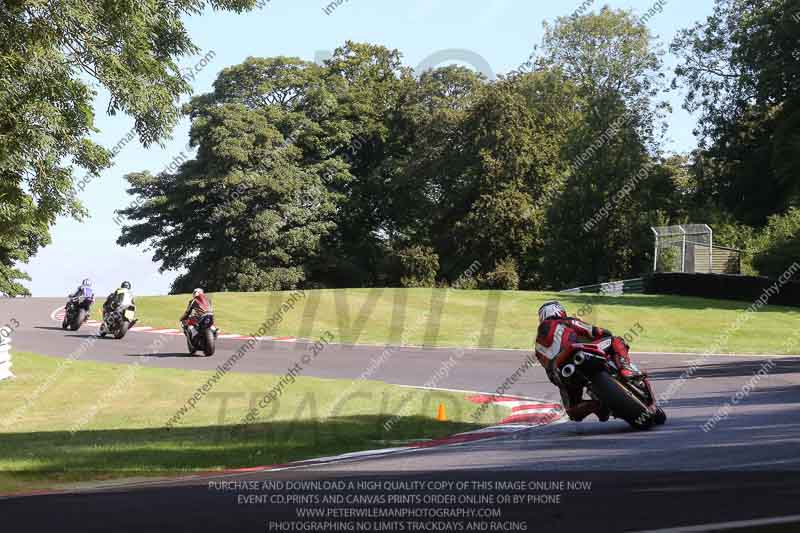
[63,294,93,331]
[558,336,667,430]
[99,290,137,340]
[183,313,217,356]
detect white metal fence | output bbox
[560,277,645,295]
[0,337,13,381]
[651,224,714,274]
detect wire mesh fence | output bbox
[651,224,714,274]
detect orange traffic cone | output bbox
[436,403,447,421]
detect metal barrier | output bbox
[560,277,645,295]
[0,337,13,381]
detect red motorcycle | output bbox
[559,336,666,430]
[183,313,218,357]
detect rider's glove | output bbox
[600,328,614,338]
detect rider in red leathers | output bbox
[535,300,633,422]
[180,288,212,340]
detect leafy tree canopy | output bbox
[119,11,688,292]
[119,54,345,292]
[673,0,800,224]
[0,0,257,295]
[534,7,670,287]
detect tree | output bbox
[751,208,800,281]
[534,7,670,287]
[311,42,417,287]
[0,0,258,295]
[537,6,666,125]
[446,71,580,287]
[397,246,439,288]
[376,65,487,282]
[672,0,800,225]
[118,57,343,292]
[118,21,686,292]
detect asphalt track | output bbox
[2,297,800,532]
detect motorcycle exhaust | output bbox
[561,364,576,378]
[574,352,586,365]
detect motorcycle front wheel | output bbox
[589,371,654,430]
[114,320,129,339]
[202,329,215,357]
[71,309,87,331]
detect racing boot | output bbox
[566,400,604,422]
[613,351,640,379]
[612,337,640,379]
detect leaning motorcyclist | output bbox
[534,300,636,422]
[68,278,94,303]
[180,288,212,340]
[101,281,135,331]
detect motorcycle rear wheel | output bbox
[590,371,654,430]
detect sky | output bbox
[23,0,717,297]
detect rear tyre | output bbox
[114,321,129,340]
[589,371,653,430]
[203,329,215,357]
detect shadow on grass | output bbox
[0,415,483,483]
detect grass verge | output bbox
[0,352,502,494]
[110,289,800,354]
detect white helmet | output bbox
[192,288,204,298]
[538,300,567,322]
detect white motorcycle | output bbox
[99,290,137,340]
